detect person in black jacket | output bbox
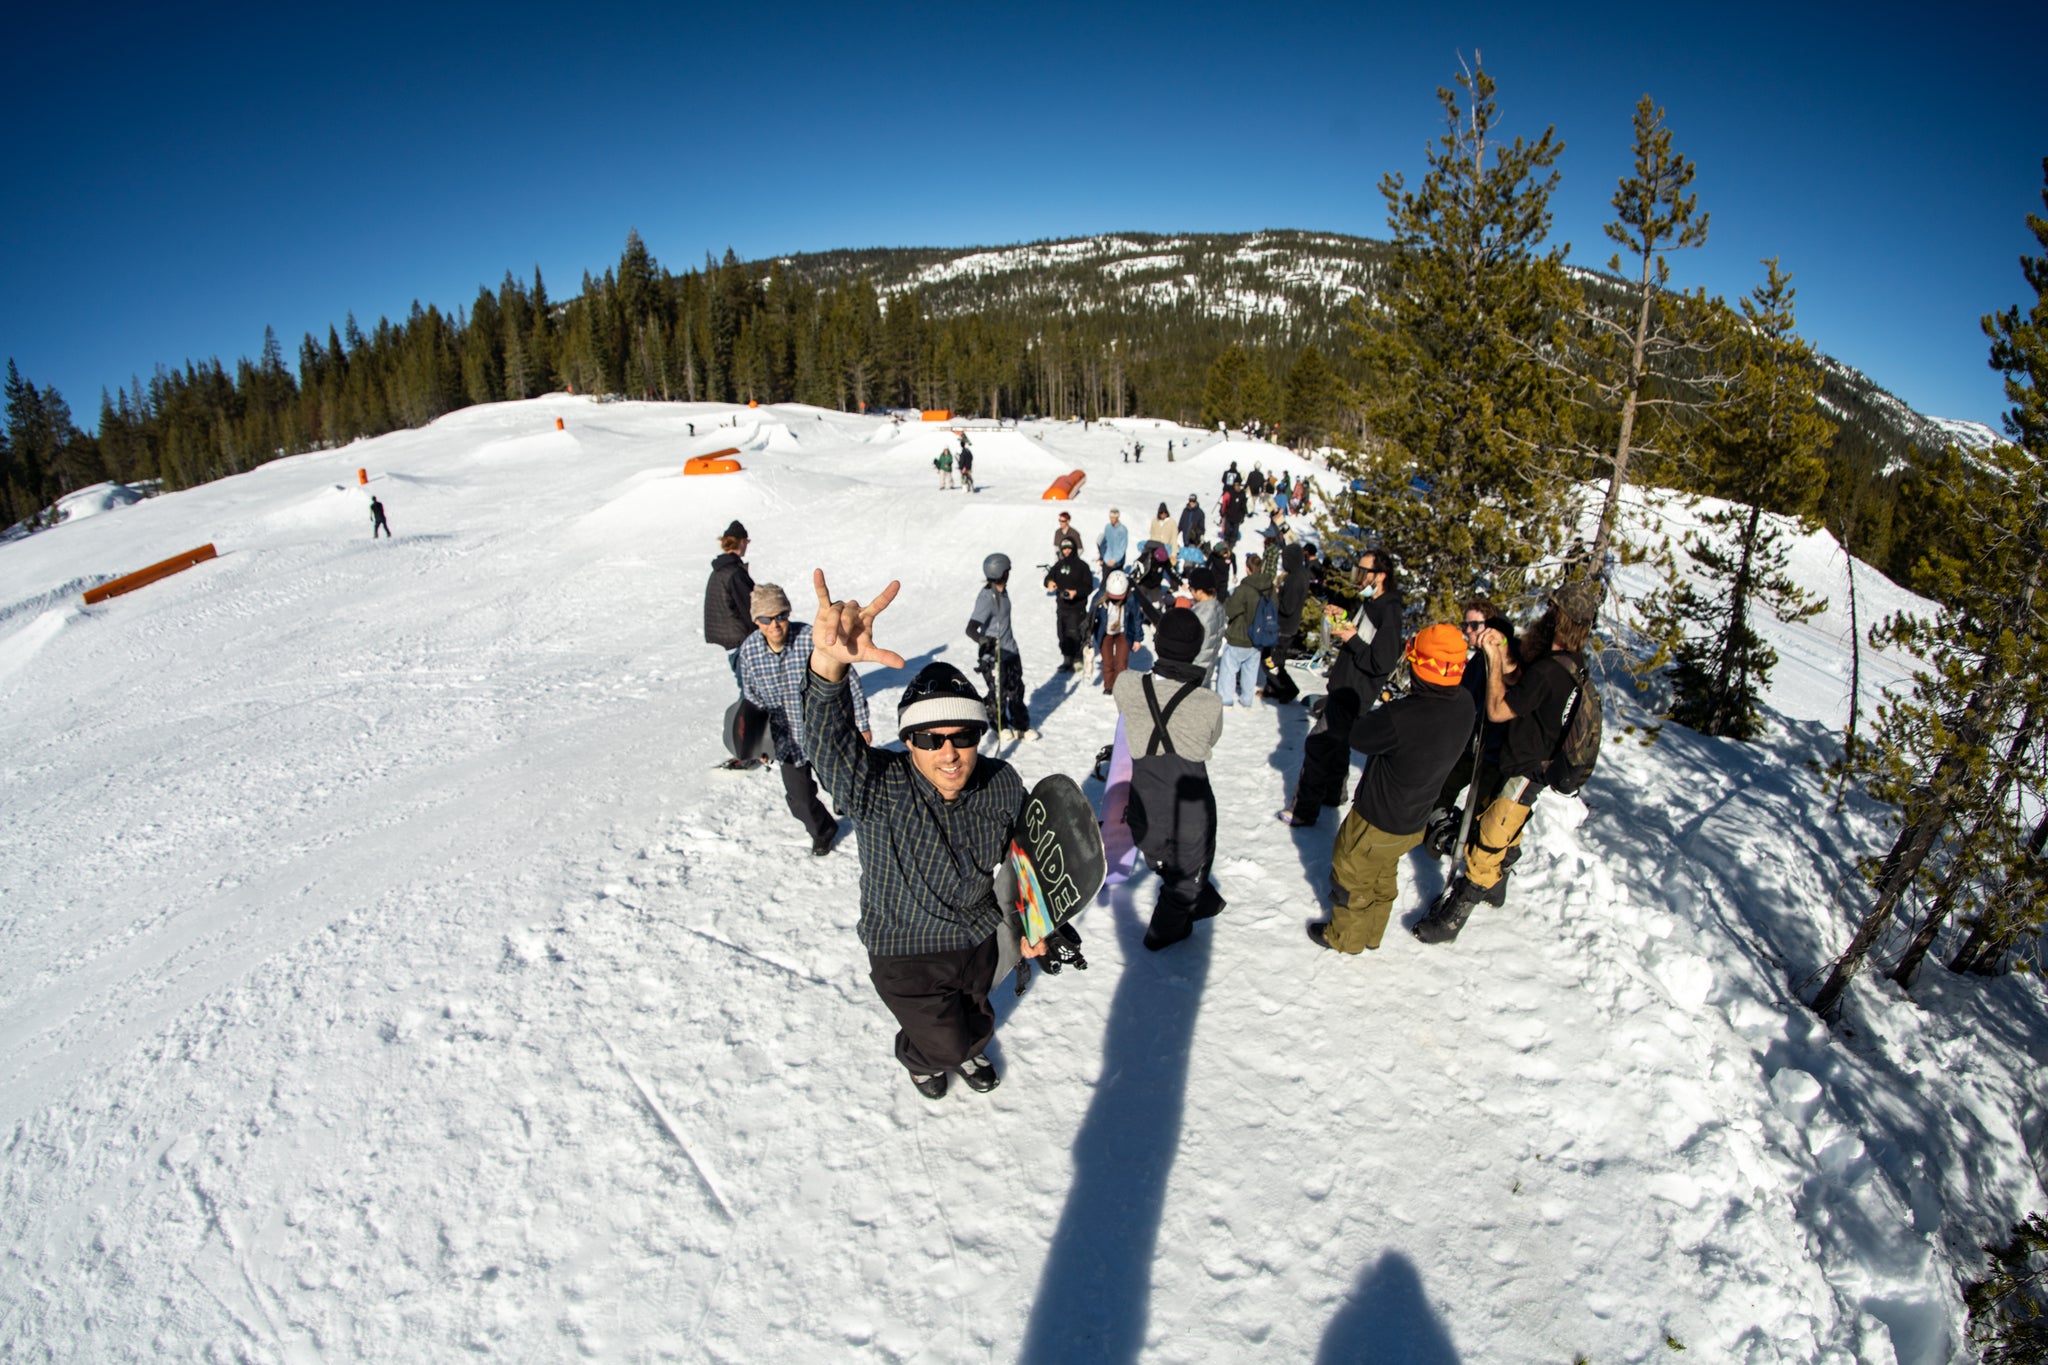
[1308,625,1475,953]
[1416,582,1600,944]
[803,571,1025,1100]
[1424,597,1517,856]
[702,520,756,683]
[1286,549,1404,825]
[1043,540,1095,673]
[1176,494,1206,545]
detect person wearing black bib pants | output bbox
[1111,607,1227,950]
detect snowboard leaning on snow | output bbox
[994,774,1106,948]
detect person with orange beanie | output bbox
[1309,624,1477,954]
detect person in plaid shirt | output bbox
[737,583,871,856]
[803,569,1026,1102]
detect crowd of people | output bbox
[701,454,1605,1100]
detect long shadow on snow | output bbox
[1017,886,1214,1365]
[1316,1251,1462,1365]
[1261,676,1332,905]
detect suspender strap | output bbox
[1140,674,1200,757]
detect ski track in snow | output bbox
[0,397,2041,1364]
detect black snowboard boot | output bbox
[957,1055,1000,1094]
[911,1071,949,1100]
[1413,876,1505,945]
[1423,806,1460,858]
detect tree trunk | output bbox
[1589,265,1654,572]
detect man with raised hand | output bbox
[803,570,1026,1101]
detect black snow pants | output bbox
[779,760,837,843]
[1055,600,1090,667]
[867,932,1002,1074]
[1127,755,1223,949]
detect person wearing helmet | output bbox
[1306,625,1476,955]
[967,553,1035,740]
[802,570,1025,1100]
[1089,568,1148,695]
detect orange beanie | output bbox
[1405,623,1468,685]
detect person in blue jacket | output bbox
[1096,508,1129,575]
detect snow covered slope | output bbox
[0,398,2040,1363]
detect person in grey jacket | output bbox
[1112,607,1227,950]
[967,553,1034,739]
[804,570,1025,1101]
[1185,567,1225,679]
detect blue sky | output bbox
[4,1,2042,433]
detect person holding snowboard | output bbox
[1113,607,1226,950]
[1285,549,1405,827]
[1414,581,1600,944]
[1423,598,1517,857]
[958,442,975,492]
[703,521,757,684]
[1306,625,1474,954]
[803,572,1022,1100]
[1044,540,1095,674]
[967,553,1035,739]
[737,583,871,855]
[369,496,391,538]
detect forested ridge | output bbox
[0,226,1994,590]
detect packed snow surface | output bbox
[1,398,2042,1363]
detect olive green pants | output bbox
[1328,812,1424,952]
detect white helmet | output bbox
[1105,570,1129,597]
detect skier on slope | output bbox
[369,496,391,538]
[802,573,1021,1100]
[736,583,871,855]
[1306,625,1475,954]
[703,520,757,685]
[1414,581,1601,944]
[966,554,1035,740]
[1112,607,1227,951]
[1285,548,1405,827]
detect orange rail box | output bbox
[83,543,218,605]
[1041,470,1088,501]
[685,449,744,475]
[920,409,953,422]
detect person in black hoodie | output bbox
[1285,548,1405,825]
[1424,596,1517,856]
[702,520,756,683]
[1043,540,1095,673]
[1112,608,1227,950]
[1308,625,1475,953]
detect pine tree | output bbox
[1809,160,2048,1016]
[1201,345,1249,429]
[1281,343,1344,448]
[1643,261,1832,740]
[1580,96,1716,573]
[1964,1213,2048,1364]
[1339,60,1577,617]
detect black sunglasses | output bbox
[906,728,984,751]
[753,612,791,625]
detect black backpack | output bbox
[1543,655,1603,796]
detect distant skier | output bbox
[737,584,871,855]
[702,520,757,683]
[1113,607,1226,950]
[369,496,390,538]
[967,554,1034,739]
[1415,582,1601,943]
[1044,540,1095,674]
[803,573,1022,1100]
[1306,625,1476,954]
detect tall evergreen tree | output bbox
[1580,96,1715,573]
[1643,260,1832,740]
[1338,61,1577,617]
[1810,161,2048,1016]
